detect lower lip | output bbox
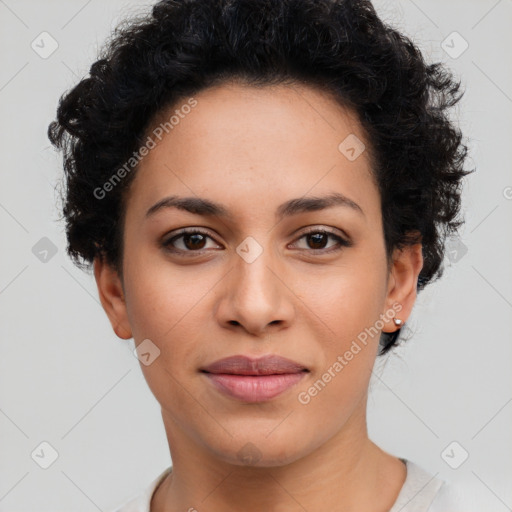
[203,372,307,402]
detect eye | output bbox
[290,228,352,254]
[161,228,221,255]
[161,227,352,256]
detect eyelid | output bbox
[161,225,352,254]
[161,227,221,252]
[288,226,352,252]
[296,225,351,241]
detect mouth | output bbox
[200,354,309,402]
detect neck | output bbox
[151,404,406,512]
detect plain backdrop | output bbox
[1,0,511,510]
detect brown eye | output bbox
[162,229,220,254]
[161,227,352,257]
[305,232,330,250]
[291,228,352,254]
[180,232,207,250]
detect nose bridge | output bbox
[219,234,292,334]
[235,234,280,305]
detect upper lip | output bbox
[200,355,309,375]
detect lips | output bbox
[201,354,308,375]
[200,355,309,402]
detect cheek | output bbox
[122,262,209,413]
[122,251,223,383]
[289,262,387,440]
[294,250,389,339]
[123,252,213,340]
[296,273,384,389]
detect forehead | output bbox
[125,82,380,223]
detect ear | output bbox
[93,256,132,340]
[381,242,423,333]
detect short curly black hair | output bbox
[48,0,471,354]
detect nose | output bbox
[215,242,295,337]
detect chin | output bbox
[204,427,316,469]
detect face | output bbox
[95,82,422,468]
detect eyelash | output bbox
[161,227,352,256]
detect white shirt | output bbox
[109,459,485,512]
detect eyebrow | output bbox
[145,192,364,220]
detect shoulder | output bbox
[391,459,499,512]
[389,459,444,512]
[428,477,502,512]
[108,466,172,512]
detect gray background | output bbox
[1,0,511,510]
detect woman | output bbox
[48,0,475,510]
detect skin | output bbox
[94,81,423,512]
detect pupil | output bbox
[185,233,206,250]
[309,233,326,249]
[182,233,328,251]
